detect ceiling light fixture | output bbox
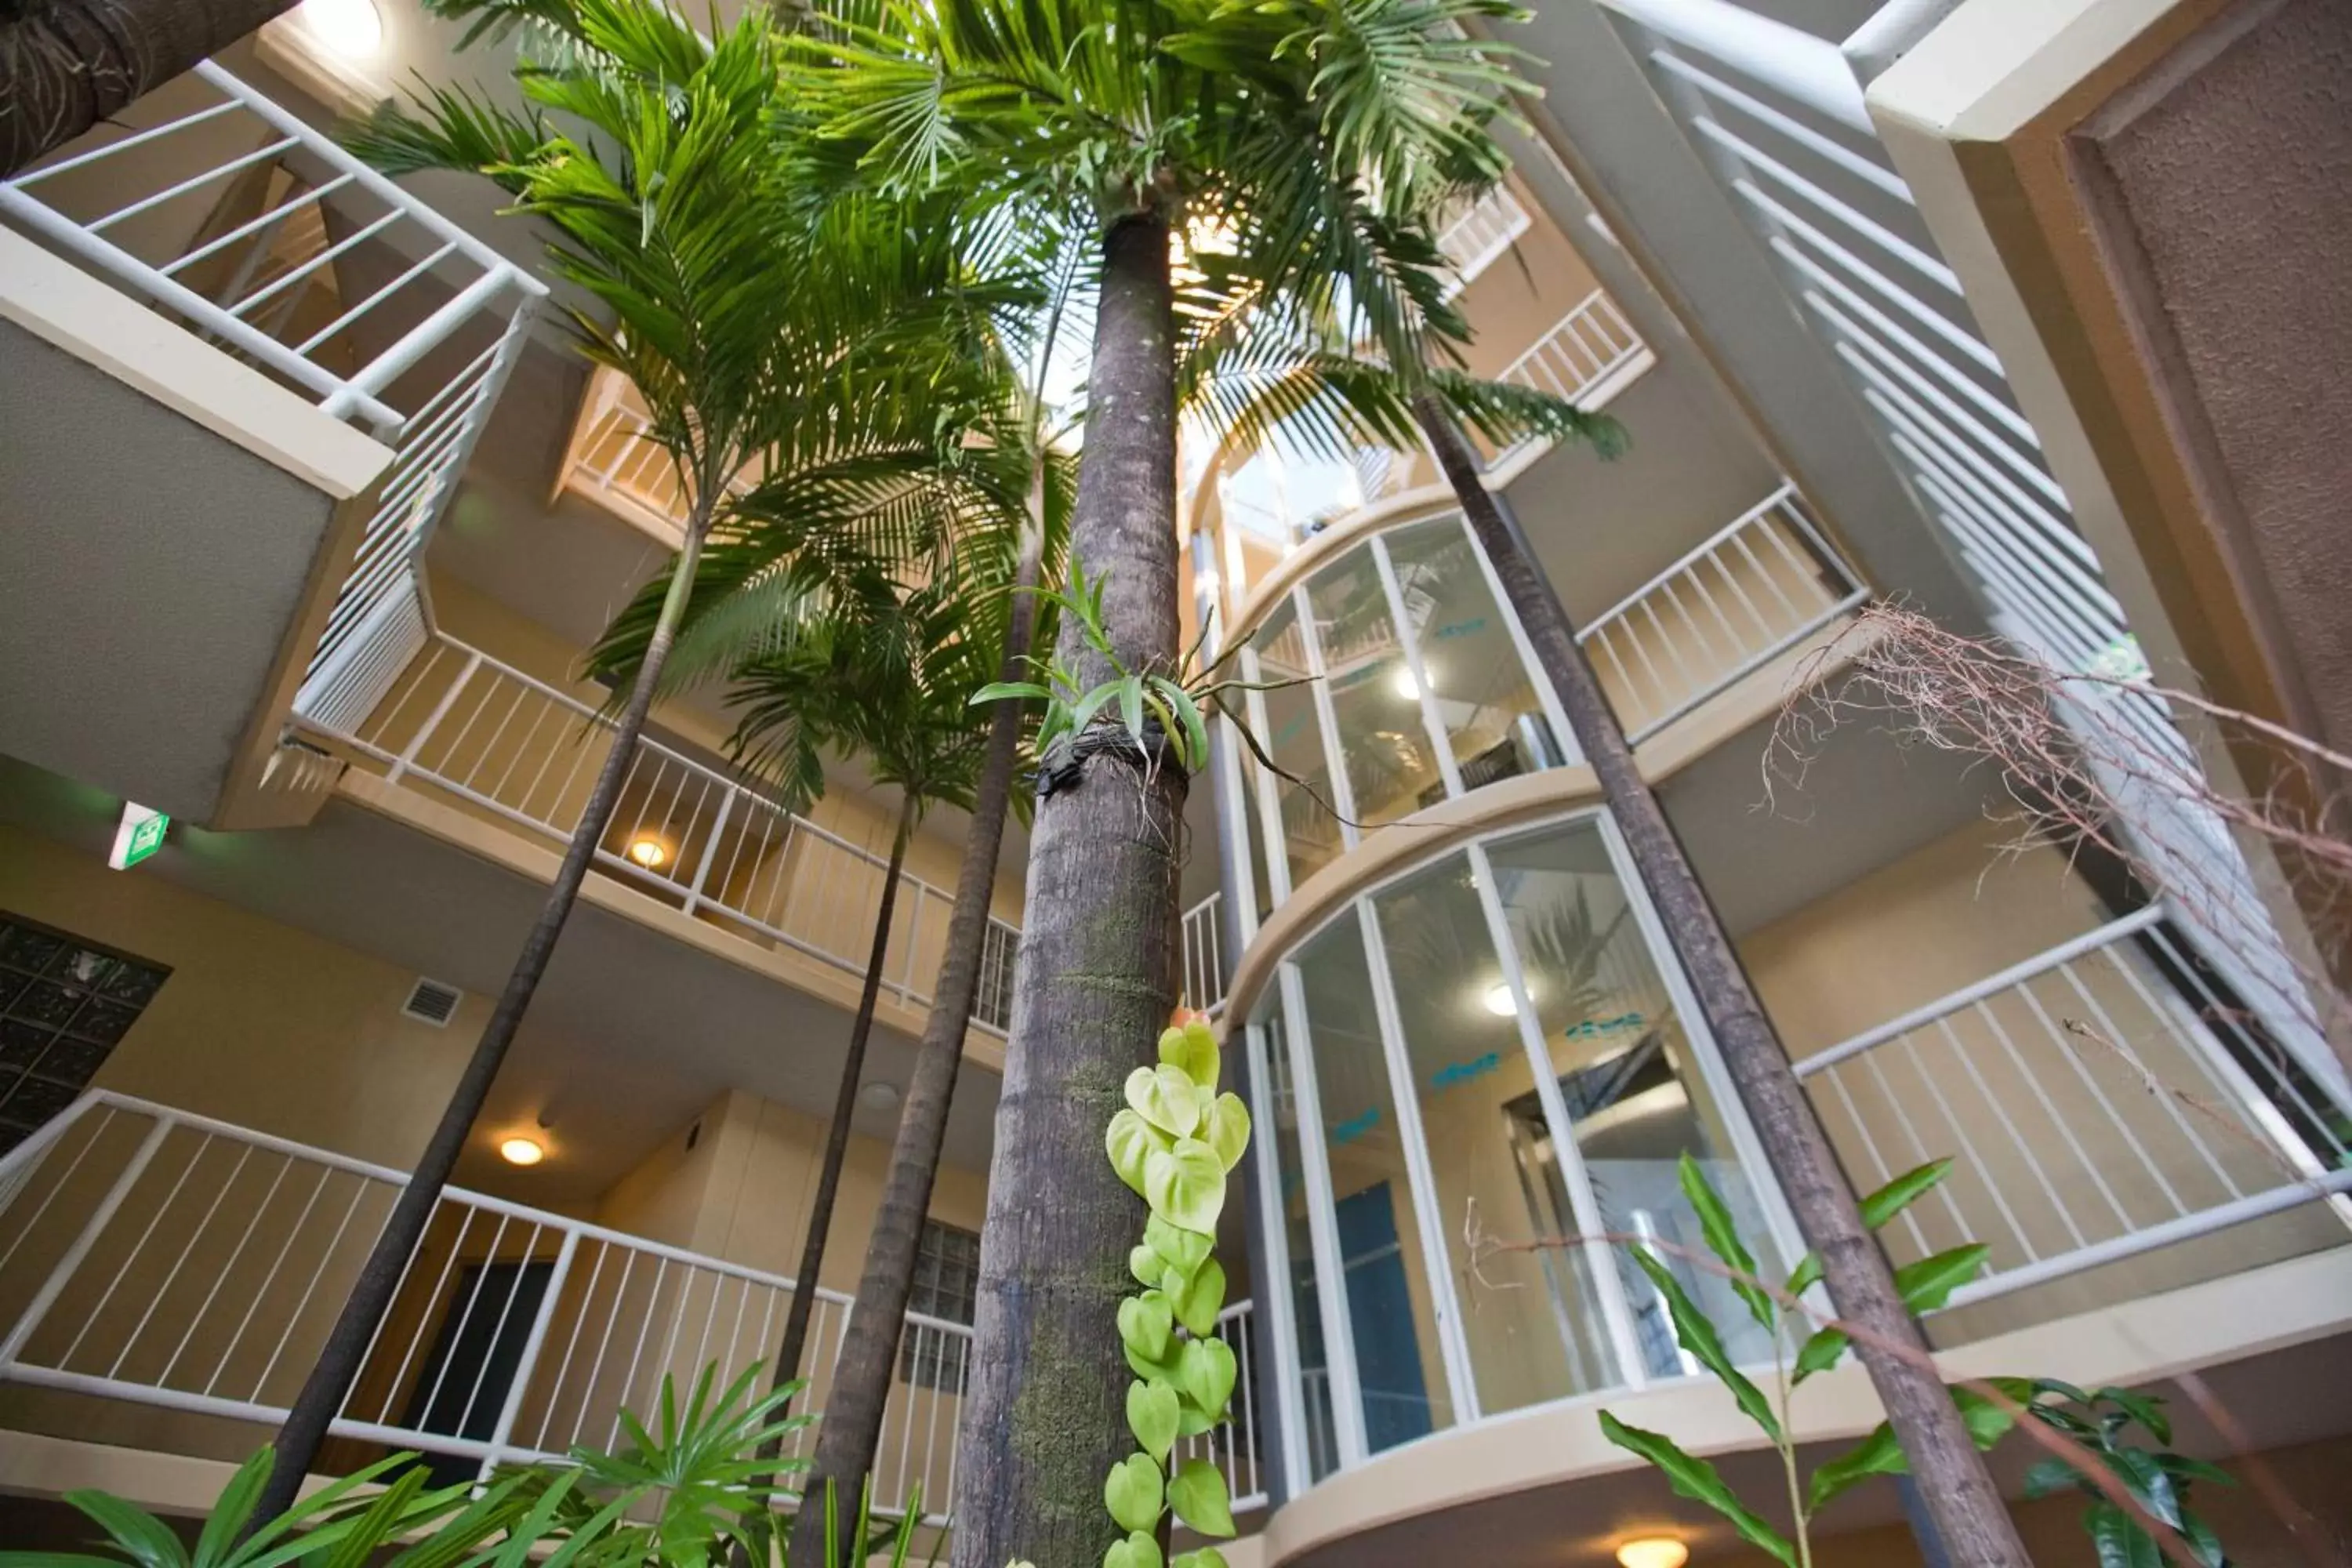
[1392,666,1422,702]
[626,834,670,870]
[859,1080,903,1112]
[1483,982,1518,1017]
[1615,1540,1689,1568]
[499,1135,545,1167]
[297,0,383,57]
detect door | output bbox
[399,1259,553,1484]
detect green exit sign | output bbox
[109,804,169,869]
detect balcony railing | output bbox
[1577,483,1866,742]
[1180,892,1226,1018]
[0,1092,1266,1517]
[0,60,546,743]
[1796,906,2352,1312]
[1490,289,1650,464]
[308,633,1020,1035]
[1435,184,1532,299]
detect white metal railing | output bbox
[1577,483,1867,742]
[0,60,546,742]
[309,633,1020,1033]
[1174,1300,1267,1514]
[1435,183,1533,299]
[1181,892,1226,1017]
[1796,906,2352,1310]
[1492,289,1650,464]
[0,1091,1265,1520]
[1599,0,2338,1104]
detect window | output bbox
[0,916,170,1150]
[898,1219,979,1392]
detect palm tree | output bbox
[256,0,1004,1518]
[800,8,1542,1563]
[1,0,304,173]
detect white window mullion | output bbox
[1276,963,1370,1469]
[1369,531,1465,800]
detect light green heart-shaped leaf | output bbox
[1128,1377,1181,1462]
[1167,1458,1236,1538]
[1118,1292,1174,1364]
[1176,1333,1237,1418]
[1107,1109,1172,1197]
[1146,1211,1214,1276]
[1167,1255,1227,1339]
[1105,1454,1163,1534]
[1171,1552,1229,1568]
[1200,1092,1250,1172]
[1176,1402,1216,1437]
[1144,1138,1225,1234]
[1130,1243,1166,1288]
[1127,1064,1203,1138]
[1159,1021,1221,1091]
[1106,1532,1163,1568]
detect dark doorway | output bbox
[399,1259,554,1486]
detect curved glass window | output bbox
[1244,810,1794,1477]
[1236,511,1569,899]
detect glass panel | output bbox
[1382,515,1562,786]
[1252,601,1343,887]
[1252,997,1338,1483]
[1370,852,1621,1415]
[1293,917,1455,1452]
[1303,549,1444,827]
[1231,730,1277,927]
[1485,820,1783,1378]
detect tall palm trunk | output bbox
[1411,393,2029,1566]
[255,499,718,1524]
[949,212,1185,1568]
[788,491,1045,1568]
[766,791,920,1401]
[2,0,299,174]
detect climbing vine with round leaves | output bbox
[1095,1011,1250,1568]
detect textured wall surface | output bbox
[2082,0,2352,754]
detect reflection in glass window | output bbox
[1303,550,1443,829]
[1370,855,1621,1414]
[1484,820,1784,1377]
[1252,600,1343,887]
[1382,516,1562,788]
[1292,917,1454,1454]
[1252,998,1338,1482]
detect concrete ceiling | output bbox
[0,756,1004,1207]
[0,320,343,826]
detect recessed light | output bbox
[626,834,670,869]
[1616,1540,1688,1568]
[1392,666,1421,701]
[1483,982,1518,1017]
[859,1080,903,1112]
[297,0,383,58]
[499,1135,545,1167]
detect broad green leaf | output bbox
[1806,1424,1904,1515]
[1131,1243,1167,1287]
[1784,1254,1823,1298]
[1107,1109,1172,1197]
[1790,1326,1849,1385]
[970,681,1052,706]
[1105,1532,1162,1568]
[1175,1334,1237,1419]
[1171,1552,1229,1568]
[1104,1455,1163,1535]
[2103,1446,2183,1531]
[1150,677,1211,772]
[1128,1379,1181,1463]
[1159,1021,1220,1090]
[1146,1212,1214,1277]
[2086,1501,2164,1568]
[1627,1248,1780,1442]
[1120,674,1145,749]
[55,1491,183,1568]
[193,1448,270,1566]
[1678,1152,1772,1331]
[1893,1244,1990,1314]
[1952,1381,2031,1451]
[2023,1456,2082,1500]
[1127,1064,1203,1139]
[1119,1293,1174,1364]
[1144,1138,1226,1234]
[1167,1255,1227,1338]
[2093,1386,2172,1446]
[1599,1412,1795,1567]
[1167,1459,1236,1538]
[1200,1092,1250,1173]
[1859,1159,1955,1231]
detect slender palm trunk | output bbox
[949,213,1185,1568]
[1412,393,2028,1566]
[766,793,920,1403]
[2,0,299,175]
[253,499,717,1525]
[787,491,1045,1568]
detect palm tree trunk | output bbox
[253,498,717,1525]
[767,792,920,1403]
[948,212,1186,1568]
[1411,392,2029,1566]
[2,0,300,175]
[787,487,1045,1568]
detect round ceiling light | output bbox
[1483,982,1518,1017]
[1392,666,1422,702]
[499,1135,545,1167]
[626,834,670,870]
[298,0,384,58]
[859,1080,903,1112]
[1615,1540,1690,1568]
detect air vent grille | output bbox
[401,978,463,1027]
